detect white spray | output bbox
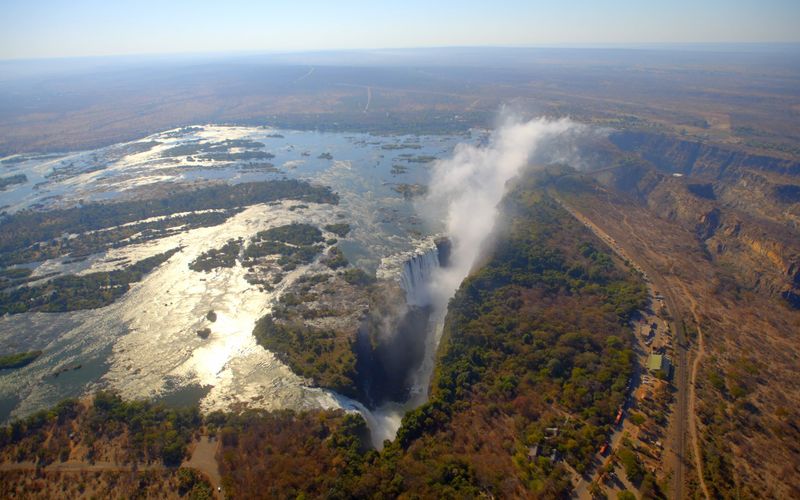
[363,115,580,447]
[411,115,578,397]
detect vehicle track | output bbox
[553,192,690,499]
[676,281,711,500]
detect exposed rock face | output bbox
[609,130,800,177]
[594,131,800,307]
[696,208,721,241]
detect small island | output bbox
[0,174,28,190]
[0,350,43,370]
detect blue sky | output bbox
[2,0,799,59]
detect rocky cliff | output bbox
[609,130,800,178]
[593,131,800,307]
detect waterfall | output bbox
[380,237,449,306]
[399,246,440,306]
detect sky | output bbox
[1,0,799,60]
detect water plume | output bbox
[358,114,581,447]
[411,114,580,398]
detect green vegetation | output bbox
[390,164,408,175]
[381,143,422,150]
[342,268,375,286]
[177,468,214,498]
[199,151,274,162]
[360,185,645,495]
[323,246,349,269]
[243,223,327,272]
[255,223,323,246]
[0,266,38,290]
[237,161,279,173]
[0,210,232,268]
[0,391,200,466]
[0,180,337,265]
[392,183,428,199]
[629,412,646,425]
[617,446,644,484]
[87,391,199,466]
[245,179,645,497]
[160,138,266,158]
[0,173,27,189]
[189,239,241,272]
[0,350,42,369]
[0,177,648,498]
[0,248,179,315]
[252,315,358,397]
[250,261,376,399]
[396,153,438,164]
[245,241,321,271]
[324,223,351,237]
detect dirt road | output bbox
[555,194,691,499]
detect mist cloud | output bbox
[423,115,579,311]
[360,115,582,447]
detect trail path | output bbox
[182,435,222,493]
[553,193,691,499]
[676,281,711,500]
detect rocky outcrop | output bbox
[609,130,800,178]
[593,134,800,308]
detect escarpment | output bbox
[593,130,800,307]
[609,130,800,177]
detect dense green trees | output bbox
[252,315,359,397]
[189,239,242,272]
[0,248,180,315]
[0,350,42,369]
[324,223,352,237]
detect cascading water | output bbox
[398,245,441,306]
[348,238,450,448]
[353,117,579,448]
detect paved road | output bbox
[294,66,315,83]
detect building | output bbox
[646,354,671,376]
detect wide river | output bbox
[0,125,482,422]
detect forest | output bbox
[243,178,647,497]
[0,179,648,497]
[0,392,200,466]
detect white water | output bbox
[398,243,441,306]
[353,118,581,447]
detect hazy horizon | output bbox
[2,0,799,60]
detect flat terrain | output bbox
[2,48,799,156]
